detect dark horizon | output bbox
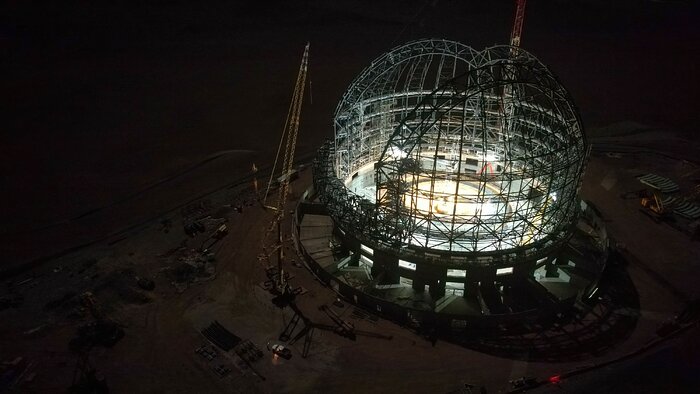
[2,0,698,256]
[1,2,700,393]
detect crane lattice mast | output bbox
[510,0,527,48]
[264,43,309,218]
[497,0,527,164]
[260,43,309,277]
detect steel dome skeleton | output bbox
[316,40,587,264]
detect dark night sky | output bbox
[1,0,699,234]
[1,3,699,392]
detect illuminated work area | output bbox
[299,39,608,327]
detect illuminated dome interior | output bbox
[316,39,587,257]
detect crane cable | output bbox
[263,43,310,209]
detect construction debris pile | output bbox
[161,248,218,293]
[201,321,242,351]
[158,201,233,292]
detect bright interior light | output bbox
[496,267,514,275]
[360,254,373,267]
[403,179,498,218]
[447,269,467,277]
[398,259,417,270]
[389,146,407,159]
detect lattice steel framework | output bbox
[315,39,588,263]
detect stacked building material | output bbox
[201,321,241,351]
[637,174,679,193]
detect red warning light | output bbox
[549,375,561,384]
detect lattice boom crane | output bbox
[510,0,527,48]
[260,43,309,275]
[265,42,309,218]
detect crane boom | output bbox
[264,43,309,216]
[260,43,309,274]
[276,42,309,214]
[510,0,527,48]
[499,1,527,152]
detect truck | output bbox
[267,342,292,360]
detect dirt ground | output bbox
[2,128,700,393]
[3,2,700,392]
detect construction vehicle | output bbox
[267,342,292,360]
[640,189,669,222]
